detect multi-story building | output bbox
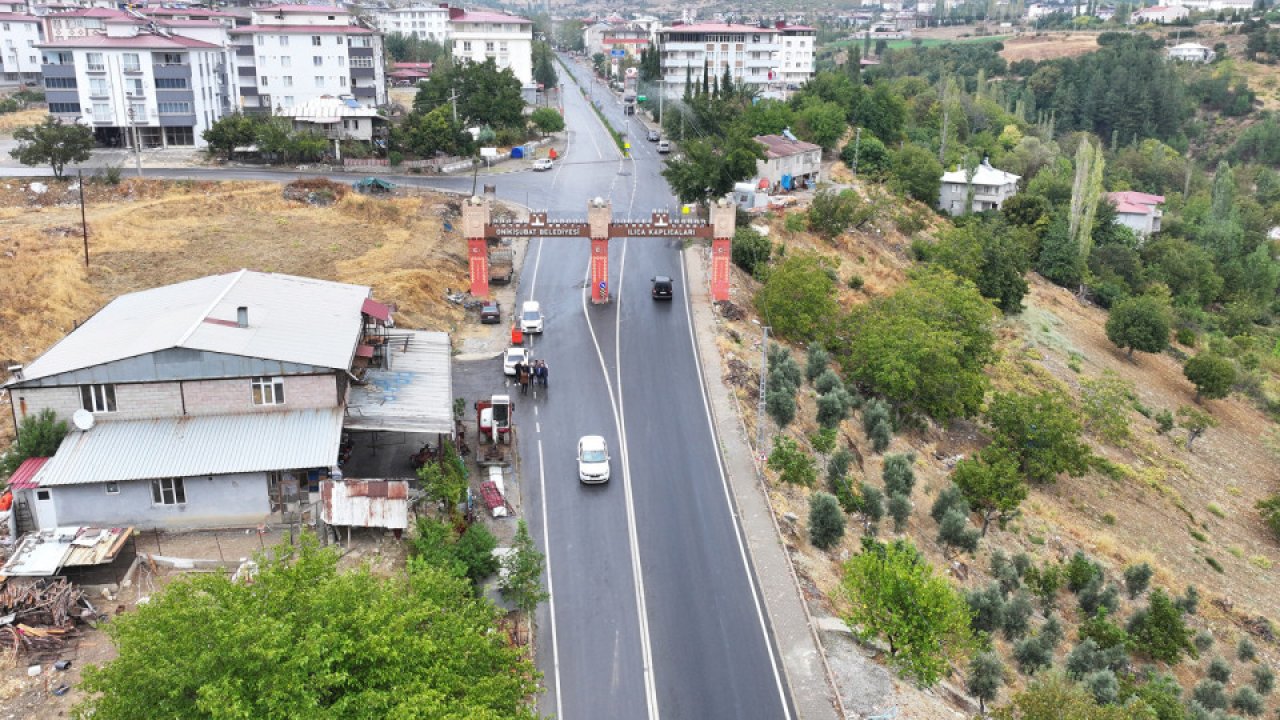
[0,9,42,83]
[39,15,238,148]
[1108,191,1164,237]
[447,6,533,89]
[657,22,812,99]
[371,4,449,43]
[938,159,1020,215]
[228,4,385,112]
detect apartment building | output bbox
[775,23,815,88]
[228,4,385,112]
[0,9,42,83]
[657,22,812,99]
[371,4,449,43]
[39,15,238,148]
[447,6,533,89]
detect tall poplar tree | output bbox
[1068,137,1105,292]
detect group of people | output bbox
[514,359,549,394]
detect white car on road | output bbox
[577,435,611,483]
[502,347,528,376]
[532,158,554,171]
[520,300,544,334]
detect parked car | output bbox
[577,435,611,483]
[520,300,544,334]
[647,129,661,141]
[656,140,671,154]
[480,301,501,324]
[651,276,674,300]
[502,347,528,376]
[532,157,554,172]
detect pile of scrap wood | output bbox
[0,578,95,654]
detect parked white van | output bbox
[520,300,544,333]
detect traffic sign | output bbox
[599,281,607,290]
[610,49,625,57]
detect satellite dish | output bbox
[72,409,96,431]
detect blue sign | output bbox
[610,49,626,57]
[599,281,607,290]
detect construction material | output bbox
[0,578,94,655]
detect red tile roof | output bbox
[39,34,221,49]
[1107,191,1164,214]
[392,61,433,70]
[155,19,223,28]
[257,4,348,13]
[8,457,49,491]
[47,8,132,18]
[232,23,373,34]
[0,12,39,22]
[451,10,532,24]
[664,23,780,34]
[142,8,238,18]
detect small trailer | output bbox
[475,394,513,467]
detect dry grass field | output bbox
[999,32,1101,62]
[0,108,48,134]
[0,178,480,443]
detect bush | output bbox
[931,484,970,524]
[1013,634,1055,675]
[768,436,817,486]
[783,212,807,233]
[1078,609,1129,651]
[1065,551,1103,594]
[766,386,797,427]
[1251,664,1273,695]
[1024,562,1064,610]
[1078,578,1120,617]
[1192,680,1229,711]
[1258,495,1280,541]
[882,454,916,498]
[1123,563,1154,599]
[1194,630,1215,653]
[1083,669,1119,705]
[0,409,69,478]
[816,390,850,429]
[1230,686,1264,716]
[991,550,1025,595]
[1237,637,1256,663]
[1129,588,1196,664]
[937,507,980,555]
[814,368,844,395]
[1178,585,1201,615]
[1208,656,1233,683]
[1001,592,1035,641]
[807,189,869,239]
[806,344,830,382]
[1184,353,1237,401]
[1080,372,1135,445]
[732,226,772,275]
[809,492,846,550]
[1155,409,1176,434]
[887,493,911,532]
[967,583,1007,634]
[862,398,893,453]
[455,523,500,586]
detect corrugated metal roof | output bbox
[18,270,371,383]
[1,526,132,576]
[345,330,454,435]
[941,160,1020,186]
[754,134,821,159]
[7,457,49,491]
[278,97,382,123]
[320,480,408,529]
[38,409,343,486]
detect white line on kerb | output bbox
[678,251,793,719]
[581,242,660,720]
[536,439,564,720]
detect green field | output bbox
[830,34,1009,51]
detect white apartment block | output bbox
[657,22,813,99]
[39,18,239,148]
[371,4,449,43]
[447,6,533,88]
[228,4,386,112]
[1,10,43,83]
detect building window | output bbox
[279,35,289,47]
[260,76,269,86]
[314,75,324,87]
[80,384,116,413]
[339,76,346,86]
[257,35,265,46]
[283,95,294,105]
[155,78,188,89]
[151,478,186,505]
[463,41,471,52]
[485,41,494,52]
[49,102,81,113]
[312,35,321,46]
[251,376,285,405]
[158,101,191,114]
[105,482,119,495]
[280,55,290,68]
[282,75,293,86]
[122,53,140,72]
[337,55,344,67]
[85,52,104,71]
[313,55,322,66]
[36,489,50,501]
[45,76,76,89]
[351,56,373,68]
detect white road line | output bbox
[537,439,565,720]
[581,243,660,720]
[536,422,541,433]
[677,250,793,719]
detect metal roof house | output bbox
[4,270,452,532]
[938,159,1021,215]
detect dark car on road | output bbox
[651,276,674,300]
[480,301,502,324]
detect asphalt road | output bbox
[0,61,794,719]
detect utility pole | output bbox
[756,324,770,459]
[127,104,142,177]
[78,169,88,267]
[851,126,862,176]
[448,88,459,124]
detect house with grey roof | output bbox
[754,132,822,191]
[3,270,452,532]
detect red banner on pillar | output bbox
[711,236,731,301]
[468,238,489,298]
[591,236,609,303]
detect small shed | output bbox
[320,479,409,531]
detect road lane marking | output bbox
[537,439,565,720]
[536,422,541,433]
[677,250,793,719]
[581,242,660,720]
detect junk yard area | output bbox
[0,177,504,445]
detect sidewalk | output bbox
[683,246,842,720]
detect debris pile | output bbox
[715,300,745,321]
[0,578,95,654]
[282,177,348,205]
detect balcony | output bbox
[42,63,76,78]
[352,85,376,99]
[349,66,375,79]
[153,63,191,81]
[349,46,374,57]
[235,46,254,57]
[239,86,260,97]
[86,63,106,73]
[122,65,142,74]
[237,65,256,77]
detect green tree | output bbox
[840,133,890,180]
[889,143,944,205]
[418,445,468,514]
[1068,137,1106,284]
[455,523,500,587]
[1,409,68,479]
[987,390,1090,484]
[731,226,771,275]
[1182,354,1236,402]
[768,436,817,486]
[1037,214,1084,289]
[735,99,795,137]
[809,492,846,550]
[201,113,259,159]
[661,130,765,203]
[991,672,1152,720]
[931,218,1032,314]
[1177,405,1216,452]
[532,40,558,90]
[74,534,538,719]
[1123,563,1153,599]
[951,444,1027,535]
[529,107,565,136]
[1106,295,1171,359]
[401,104,469,158]
[1079,371,1135,445]
[10,117,94,179]
[882,453,917,498]
[807,189,869,239]
[887,493,912,532]
[967,650,1006,714]
[938,507,981,555]
[1141,238,1222,308]
[794,98,847,151]
[1128,588,1195,665]
[840,538,973,686]
[754,254,839,342]
[839,269,997,422]
[862,397,894,453]
[414,58,524,129]
[501,519,550,619]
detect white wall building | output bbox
[657,23,782,99]
[371,4,449,43]
[755,133,822,190]
[1108,191,1164,237]
[775,23,815,88]
[1165,0,1252,11]
[938,159,1021,214]
[40,23,238,148]
[1130,5,1190,23]
[1,10,43,83]
[228,4,385,112]
[1167,42,1215,62]
[447,6,533,89]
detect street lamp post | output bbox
[126,104,141,177]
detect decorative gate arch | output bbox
[462,195,737,303]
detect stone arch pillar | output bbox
[587,197,612,304]
[708,197,736,302]
[463,195,491,298]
